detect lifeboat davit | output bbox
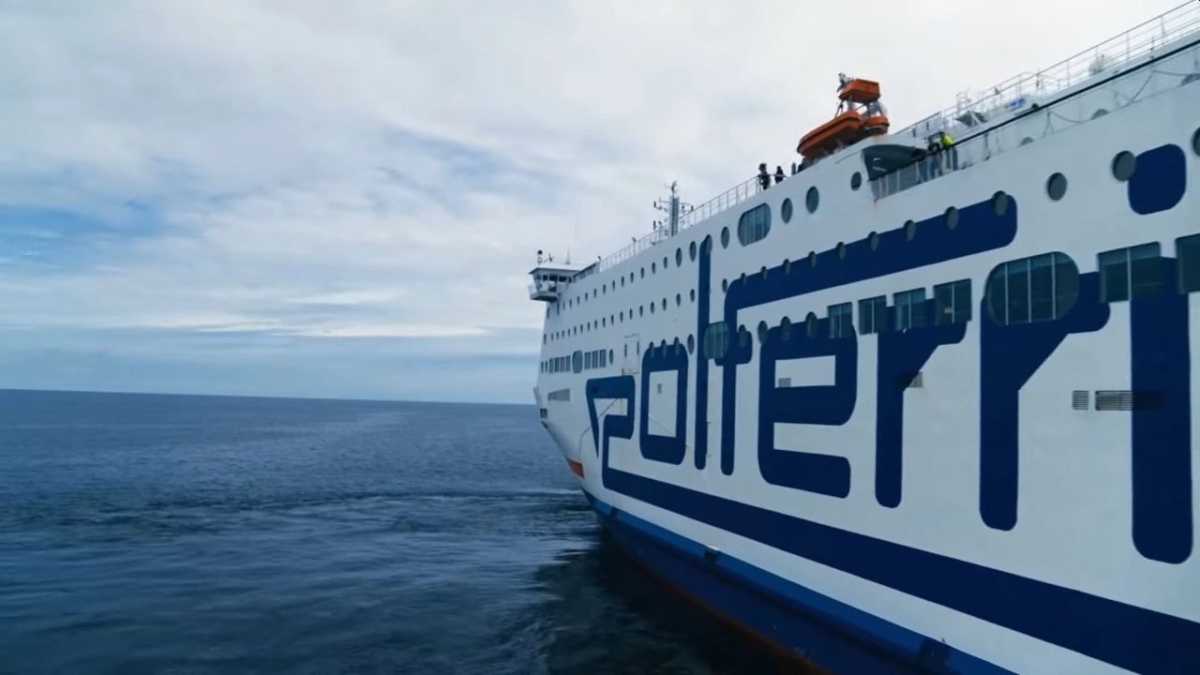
[797,76,890,160]
[838,78,881,105]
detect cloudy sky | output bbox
[0,0,1184,403]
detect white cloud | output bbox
[0,0,1184,401]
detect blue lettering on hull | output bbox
[577,155,1198,671]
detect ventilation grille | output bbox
[1072,390,1089,410]
[1094,390,1168,411]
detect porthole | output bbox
[760,265,768,281]
[676,293,681,306]
[992,192,1009,217]
[781,317,793,340]
[836,242,846,260]
[721,278,728,292]
[689,241,697,261]
[805,186,820,213]
[850,171,863,191]
[609,349,614,363]
[676,248,683,266]
[640,267,645,279]
[1193,127,1200,156]
[806,312,818,338]
[663,256,669,269]
[946,206,960,229]
[1091,108,1109,119]
[702,236,713,255]
[868,231,880,250]
[661,298,667,311]
[1020,137,1033,146]
[689,289,696,302]
[721,227,730,248]
[808,251,817,268]
[739,272,746,287]
[781,198,794,223]
[687,334,695,354]
[651,262,656,274]
[639,306,644,317]
[904,219,916,241]
[621,277,625,287]
[757,321,768,344]
[1046,173,1068,201]
[1112,151,1137,182]
[783,258,792,275]
[602,285,606,295]
[620,311,624,321]
[629,273,634,284]
[650,303,655,314]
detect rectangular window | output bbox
[1099,243,1162,302]
[894,288,927,331]
[585,352,593,369]
[828,302,853,338]
[858,296,887,334]
[704,322,730,359]
[1007,258,1030,321]
[1030,256,1054,321]
[1179,234,1200,293]
[934,279,972,325]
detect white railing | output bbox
[893,1,1200,141]
[597,175,775,272]
[676,175,766,230]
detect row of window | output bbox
[541,348,617,374]
[550,233,1200,347]
[546,389,570,402]
[1096,235,1200,301]
[556,244,700,316]
[546,290,698,342]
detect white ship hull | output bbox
[531,9,1200,673]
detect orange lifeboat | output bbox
[797,75,890,160]
[797,110,864,159]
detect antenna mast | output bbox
[653,181,691,236]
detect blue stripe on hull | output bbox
[584,491,1013,675]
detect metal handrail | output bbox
[597,175,775,272]
[891,1,1200,142]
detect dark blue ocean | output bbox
[0,390,784,674]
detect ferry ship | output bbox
[528,4,1200,673]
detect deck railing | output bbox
[891,1,1200,142]
[598,174,783,272]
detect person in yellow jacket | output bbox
[940,131,959,170]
